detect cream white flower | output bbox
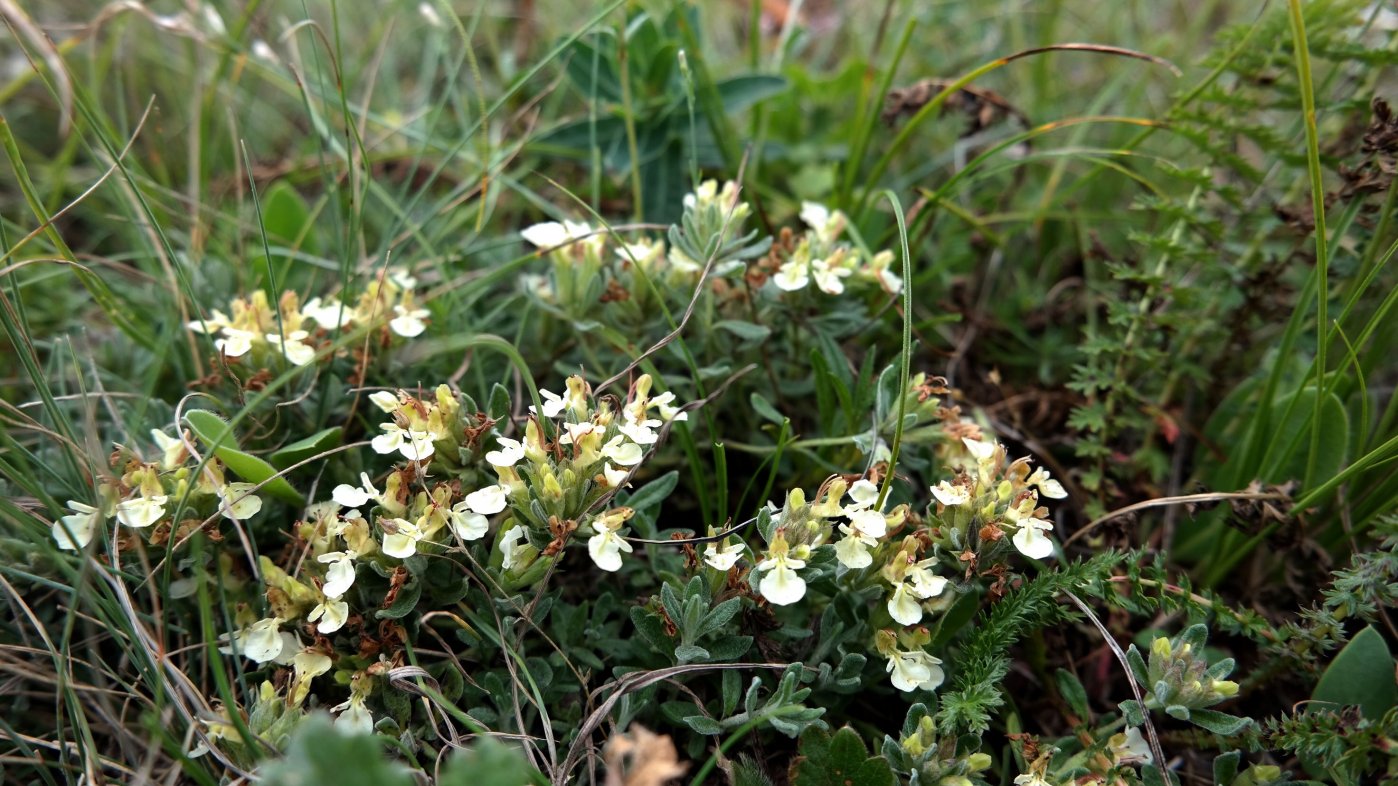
[532,388,567,418]
[289,648,333,706]
[602,463,630,489]
[381,518,424,559]
[1027,467,1068,499]
[1011,518,1055,560]
[464,484,509,515]
[962,436,996,461]
[703,540,745,571]
[521,220,594,250]
[265,330,316,365]
[834,509,887,569]
[449,503,489,541]
[773,260,810,291]
[558,421,598,445]
[866,249,903,294]
[332,472,380,508]
[845,479,880,511]
[618,417,661,446]
[333,693,373,735]
[150,428,188,470]
[887,582,926,626]
[187,309,231,334]
[499,526,526,570]
[116,494,168,529]
[615,239,665,269]
[318,551,358,598]
[1111,727,1153,766]
[908,560,949,598]
[292,649,332,681]
[587,519,634,572]
[302,297,352,328]
[371,423,435,461]
[388,267,418,290]
[800,201,847,245]
[649,391,688,422]
[308,598,349,634]
[602,435,643,467]
[389,304,430,337]
[53,500,104,550]
[811,257,852,295]
[1013,775,1054,786]
[887,649,945,692]
[368,391,400,413]
[485,437,525,468]
[930,481,970,507]
[215,327,255,358]
[888,560,948,625]
[218,482,263,520]
[229,617,284,663]
[757,548,807,605]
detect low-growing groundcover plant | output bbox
[2,1,1398,785]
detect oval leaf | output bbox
[185,410,306,506]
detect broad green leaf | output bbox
[260,715,414,786]
[185,410,305,506]
[262,180,318,256]
[1312,625,1398,719]
[269,427,343,469]
[714,319,772,342]
[715,75,788,113]
[1266,387,1349,485]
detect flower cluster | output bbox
[489,373,688,579]
[1143,627,1240,710]
[691,433,1067,693]
[51,428,264,550]
[205,373,688,732]
[769,201,903,295]
[186,268,429,366]
[929,436,1067,562]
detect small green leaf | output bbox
[791,726,894,786]
[749,392,785,426]
[1312,625,1398,719]
[269,427,343,469]
[488,383,513,421]
[683,714,722,736]
[185,410,305,506]
[1054,668,1090,720]
[675,643,709,664]
[1188,708,1251,736]
[714,319,772,342]
[376,575,422,620]
[1213,750,1242,785]
[1119,699,1145,727]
